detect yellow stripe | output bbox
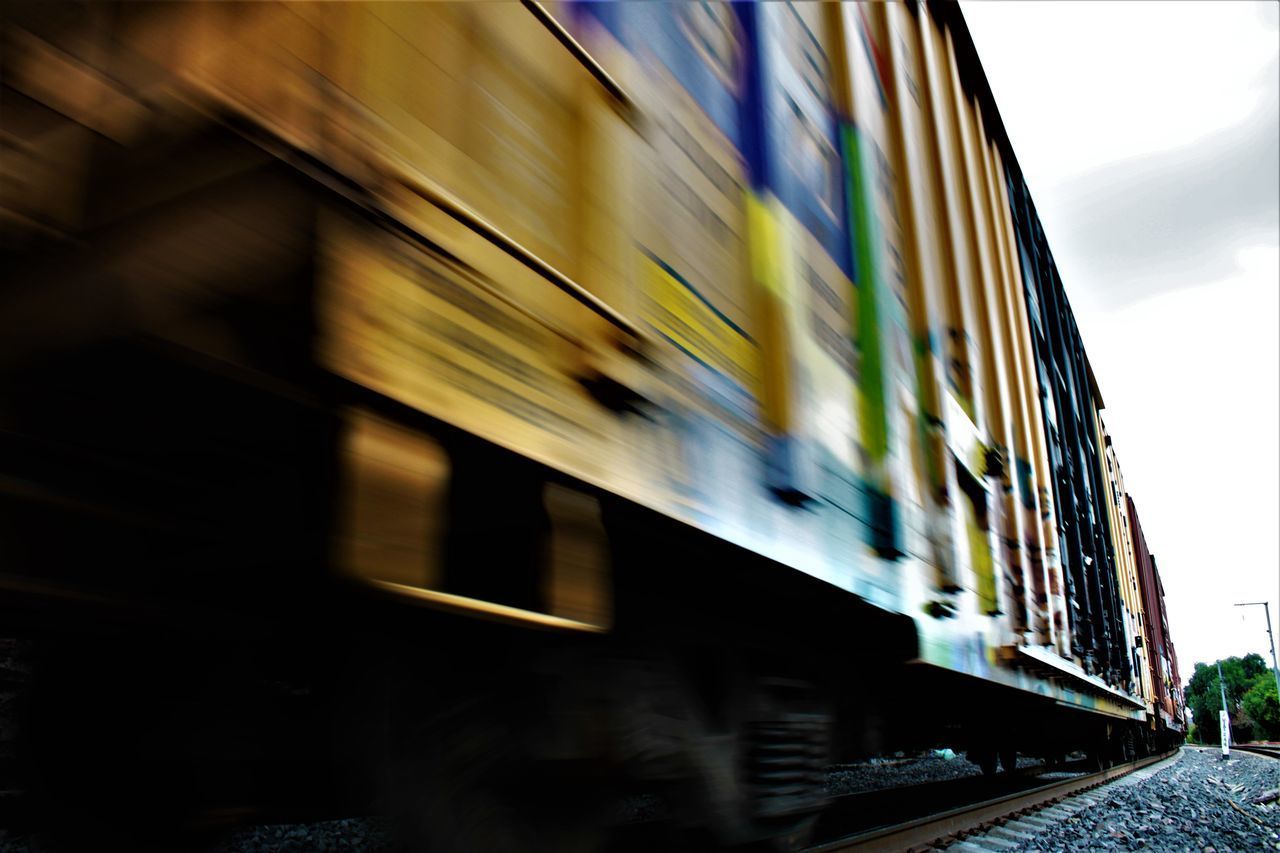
[747,193,785,295]
[641,258,759,390]
[746,193,796,433]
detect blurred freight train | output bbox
[0,1,1186,848]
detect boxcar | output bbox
[0,1,1184,848]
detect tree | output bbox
[1183,655,1269,745]
[1242,676,1280,741]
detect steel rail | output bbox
[1234,743,1280,760]
[807,750,1179,852]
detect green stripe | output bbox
[843,124,890,467]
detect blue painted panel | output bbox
[577,2,747,152]
[737,3,852,275]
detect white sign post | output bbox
[1216,660,1231,760]
[1219,710,1230,760]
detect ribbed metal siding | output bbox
[1003,183,1128,687]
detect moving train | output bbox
[0,0,1185,847]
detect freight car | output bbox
[1096,416,1188,755]
[1129,495,1189,749]
[0,1,1184,848]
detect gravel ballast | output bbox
[218,817,395,853]
[0,817,396,853]
[952,747,1280,851]
[827,752,1044,795]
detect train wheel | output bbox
[611,661,829,849]
[968,748,999,777]
[1120,729,1136,763]
[998,747,1018,774]
[1085,739,1111,771]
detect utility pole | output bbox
[1235,601,1280,709]
[1216,659,1230,759]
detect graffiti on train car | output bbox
[740,2,860,509]
[319,214,613,477]
[639,249,760,423]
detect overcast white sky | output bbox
[963,1,1280,685]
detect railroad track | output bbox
[1234,743,1280,760]
[806,750,1180,852]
